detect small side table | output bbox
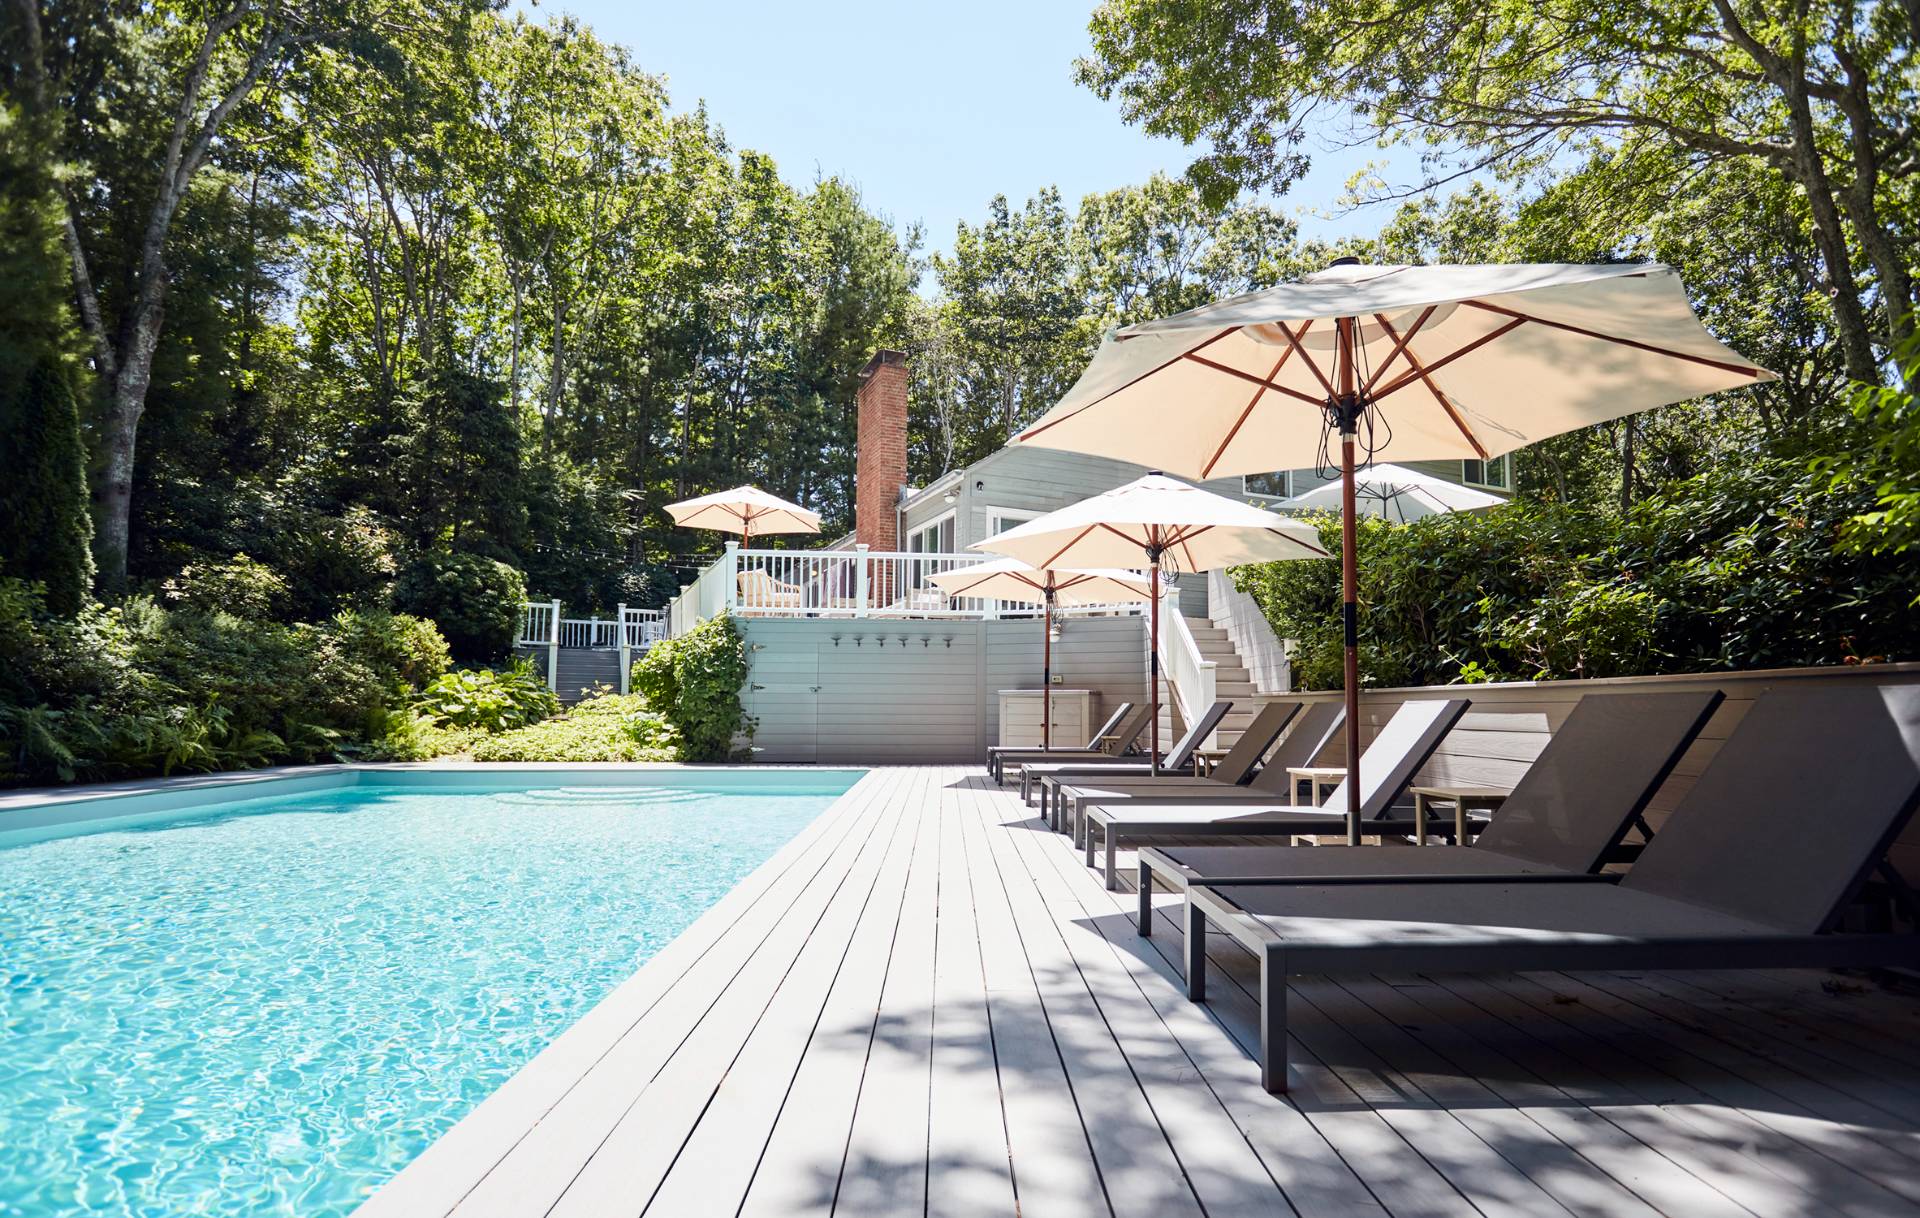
[1192,746,1232,777]
[1407,785,1509,846]
[1287,765,1347,808]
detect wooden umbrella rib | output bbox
[1264,318,1336,397]
[1372,317,1527,401]
[1017,327,1240,442]
[1041,525,1101,570]
[1374,314,1491,460]
[1200,335,1305,478]
[1181,353,1325,407]
[1363,306,1436,393]
[1463,300,1765,377]
[1270,527,1330,558]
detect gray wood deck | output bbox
[356,767,1920,1218]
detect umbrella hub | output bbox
[1324,391,1368,437]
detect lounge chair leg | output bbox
[1084,821,1097,869]
[1104,830,1118,890]
[1184,899,1206,1001]
[1137,860,1153,935]
[1259,951,1290,1093]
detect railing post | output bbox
[854,544,870,618]
[616,602,630,695]
[724,541,739,614]
[547,598,561,693]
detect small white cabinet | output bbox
[997,689,1092,749]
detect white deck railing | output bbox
[1207,569,1291,694]
[665,543,1146,636]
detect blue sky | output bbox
[523,0,1422,256]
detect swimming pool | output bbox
[0,770,862,1218]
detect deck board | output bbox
[357,767,1920,1218]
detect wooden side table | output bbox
[1192,746,1232,777]
[1286,765,1346,808]
[1407,785,1509,846]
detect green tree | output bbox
[1079,0,1916,385]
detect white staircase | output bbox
[1185,618,1264,748]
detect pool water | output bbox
[0,779,853,1218]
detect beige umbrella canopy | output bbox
[930,559,1153,749]
[664,485,821,548]
[971,473,1327,771]
[1015,260,1774,837]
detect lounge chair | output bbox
[1036,699,1336,829]
[989,702,1149,785]
[1025,700,1297,824]
[1180,684,1920,1092]
[1017,699,1234,805]
[1135,689,1725,934]
[737,569,803,610]
[1074,698,1470,888]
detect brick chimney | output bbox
[855,350,908,551]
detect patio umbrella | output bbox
[929,559,1153,749]
[664,485,821,549]
[969,473,1327,774]
[1282,462,1506,522]
[1014,261,1773,840]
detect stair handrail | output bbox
[1158,590,1220,751]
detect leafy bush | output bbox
[360,709,486,762]
[469,691,680,762]
[393,550,527,661]
[160,553,288,619]
[415,659,558,732]
[634,613,752,761]
[0,579,452,785]
[1235,458,1919,689]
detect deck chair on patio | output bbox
[1035,700,1339,829]
[737,569,803,610]
[988,702,1147,785]
[1134,689,1724,934]
[1180,684,1920,1093]
[1024,700,1301,828]
[1017,699,1234,805]
[1073,698,1470,888]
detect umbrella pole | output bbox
[1148,559,1161,777]
[1336,318,1364,846]
[1042,588,1053,750]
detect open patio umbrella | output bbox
[1015,261,1773,839]
[969,473,1326,773]
[929,559,1153,749]
[1282,462,1506,522]
[664,485,821,549]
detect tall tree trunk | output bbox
[1619,417,1636,515]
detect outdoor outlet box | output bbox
[1051,674,1064,684]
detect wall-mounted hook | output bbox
[830,634,842,648]
[943,636,954,648]
[920,637,929,648]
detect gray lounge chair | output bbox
[1180,684,1920,1092]
[1017,699,1234,804]
[1136,689,1725,934]
[1030,700,1301,826]
[990,701,1149,785]
[1041,700,1342,830]
[1074,698,1471,887]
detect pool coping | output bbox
[0,762,870,847]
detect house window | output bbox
[909,514,955,554]
[1461,455,1511,490]
[985,506,1041,539]
[1243,471,1293,499]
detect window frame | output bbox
[1241,471,1294,500]
[1460,455,1512,491]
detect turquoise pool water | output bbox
[0,776,857,1218]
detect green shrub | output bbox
[469,691,680,762]
[361,709,487,762]
[161,554,288,619]
[415,659,558,732]
[634,613,752,761]
[1234,457,1919,689]
[393,550,527,661]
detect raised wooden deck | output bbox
[358,767,1920,1218]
